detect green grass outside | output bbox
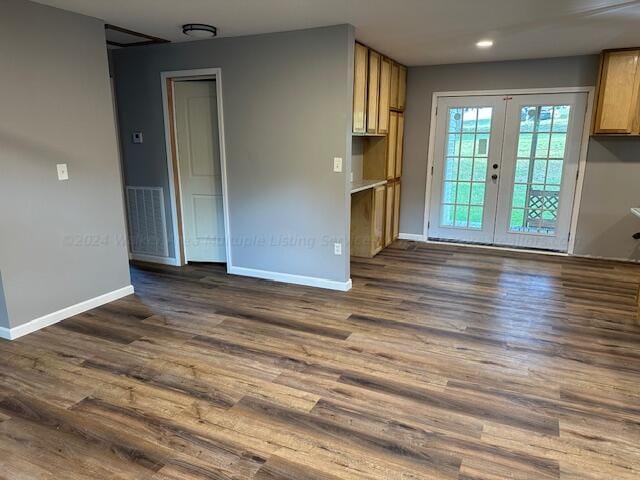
[443,111,567,229]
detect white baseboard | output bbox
[129,253,181,266]
[398,233,427,242]
[228,266,352,292]
[0,285,135,341]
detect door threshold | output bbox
[425,238,569,257]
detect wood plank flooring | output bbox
[1,241,640,479]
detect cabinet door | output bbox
[395,113,404,179]
[385,182,394,246]
[390,62,399,110]
[366,50,381,134]
[373,185,385,252]
[393,181,401,240]
[398,66,407,110]
[378,57,391,134]
[594,50,640,134]
[386,111,398,180]
[350,189,374,258]
[353,43,368,134]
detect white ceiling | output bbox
[34,0,640,66]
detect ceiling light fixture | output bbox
[182,24,217,39]
[476,39,494,48]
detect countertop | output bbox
[350,179,387,194]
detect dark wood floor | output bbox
[1,241,640,479]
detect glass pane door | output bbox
[494,93,588,251]
[429,96,506,243]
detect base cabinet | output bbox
[351,186,386,258]
[383,180,401,247]
[384,182,395,246]
[351,181,401,256]
[373,186,385,251]
[393,181,401,240]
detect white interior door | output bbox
[493,93,587,251]
[428,96,506,243]
[174,80,226,262]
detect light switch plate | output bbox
[333,157,343,173]
[334,242,342,256]
[56,163,69,181]
[132,132,144,144]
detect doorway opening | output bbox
[161,69,230,266]
[426,89,592,253]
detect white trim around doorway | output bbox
[160,68,233,269]
[422,86,595,254]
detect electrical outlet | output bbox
[334,242,342,256]
[333,157,343,173]
[56,163,69,181]
[350,171,354,182]
[132,132,144,144]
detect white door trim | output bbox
[161,68,232,270]
[423,86,594,254]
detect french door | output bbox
[429,92,587,251]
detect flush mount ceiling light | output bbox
[476,39,494,48]
[182,24,217,39]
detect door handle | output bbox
[491,174,498,180]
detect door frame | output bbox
[161,68,232,267]
[422,86,595,254]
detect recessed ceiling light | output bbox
[476,40,494,48]
[182,24,217,39]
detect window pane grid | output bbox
[510,105,570,235]
[441,107,492,230]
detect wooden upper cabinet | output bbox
[593,49,640,135]
[353,42,368,134]
[395,113,405,178]
[378,57,391,134]
[398,66,407,111]
[366,50,381,134]
[390,62,400,110]
[386,111,398,180]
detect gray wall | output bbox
[574,138,640,259]
[402,55,640,260]
[112,25,354,282]
[0,0,131,328]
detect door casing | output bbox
[161,68,231,267]
[422,87,595,255]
